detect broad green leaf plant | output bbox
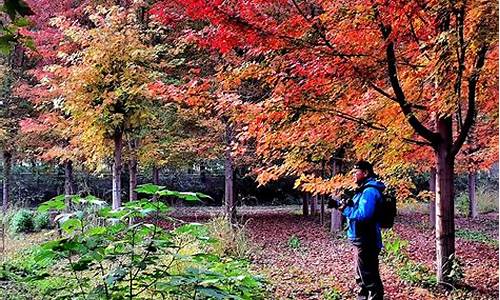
[32,184,264,299]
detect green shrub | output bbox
[33,212,51,232]
[397,260,437,286]
[9,184,266,299]
[455,193,469,216]
[9,209,34,233]
[0,245,64,298]
[443,254,464,284]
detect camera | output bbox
[327,197,353,209]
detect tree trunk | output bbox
[331,209,343,233]
[112,130,123,210]
[320,161,326,225]
[128,139,138,202]
[331,158,343,233]
[310,194,318,215]
[429,167,436,228]
[152,165,160,185]
[435,117,455,283]
[200,162,207,184]
[64,160,75,211]
[319,196,325,224]
[468,172,478,218]
[224,123,236,224]
[128,161,137,201]
[2,151,12,212]
[302,193,309,216]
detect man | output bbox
[331,160,385,300]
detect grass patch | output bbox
[0,230,57,263]
[456,229,498,247]
[205,215,253,259]
[476,188,499,213]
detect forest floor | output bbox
[1,205,497,299]
[170,205,499,300]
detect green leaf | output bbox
[38,195,66,212]
[135,183,165,195]
[62,241,85,252]
[83,195,107,206]
[61,218,82,234]
[157,190,202,202]
[74,210,84,220]
[178,192,204,202]
[13,16,30,27]
[192,253,221,263]
[104,267,127,287]
[42,239,64,251]
[86,226,107,236]
[174,223,205,235]
[196,287,231,300]
[34,247,58,263]
[54,213,73,224]
[23,36,35,50]
[0,35,14,55]
[196,192,213,200]
[100,207,128,219]
[72,257,92,271]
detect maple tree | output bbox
[0,39,34,211]
[18,0,226,209]
[0,59,18,211]
[0,0,31,211]
[39,5,158,209]
[146,8,241,221]
[151,0,498,282]
[20,1,168,205]
[16,1,126,206]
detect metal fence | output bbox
[0,171,303,208]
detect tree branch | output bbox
[290,0,369,58]
[296,104,388,131]
[451,45,488,157]
[381,23,440,146]
[453,5,466,132]
[401,137,433,147]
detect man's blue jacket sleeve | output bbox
[342,187,379,222]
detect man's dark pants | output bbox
[355,245,384,300]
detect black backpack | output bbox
[363,184,397,229]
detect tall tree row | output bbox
[150,0,499,282]
[1,0,497,285]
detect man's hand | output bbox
[328,197,354,211]
[327,198,341,209]
[332,198,354,212]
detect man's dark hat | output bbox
[353,160,374,174]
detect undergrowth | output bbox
[0,185,267,299]
[456,229,498,248]
[382,230,437,288]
